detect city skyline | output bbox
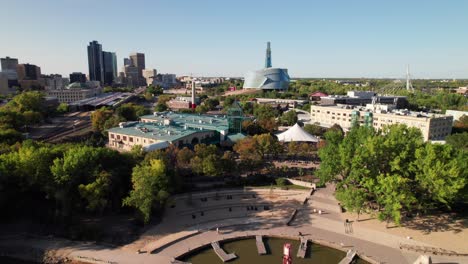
[1,0,468,78]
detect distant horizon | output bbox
[1,0,467,79]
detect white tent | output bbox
[276,123,319,142]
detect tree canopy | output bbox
[317,124,467,225]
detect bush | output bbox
[275,178,287,187]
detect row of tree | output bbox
[317,124,467,225]
[91,103,149,134]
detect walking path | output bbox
[1,186,467,264]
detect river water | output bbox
[180,237,369,264]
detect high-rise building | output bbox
[1,56,18,70]
[123,58,132,66]
[69,72,87,83]
[129,53,145,86]
[87,40,104,84]
[16,63,43,90]
[1,56,19,89]
[123,65,139,87]
[17,63,41,80]
[142,69,157,86]
[43,74,69,90]
[103,51,117,86]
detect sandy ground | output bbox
[341,211,468,253]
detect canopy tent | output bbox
[276,123,319,142]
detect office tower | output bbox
[124,58,132,66]
[16,63,42,90]
[43,74,68,90]
[0,57,19,88]
[17,63,41,80]
[124,65,139,87]
[265,41,272,68]
[1,56,19,72]
[129,53,145,86]
[87,40,104,84]
[142,69,157,86]
[69,72,87,83]
[103,51,117,86]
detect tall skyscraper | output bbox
[87,40,104,84]
[1,56,19,80]
[265,41,272,68]
[129,53,146,86]
[103,51,117,86]
[69,72,86,83]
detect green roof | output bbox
[108,122,212,142]
[140,112,229,132]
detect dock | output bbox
[255,235,267,255]
[297,237,308,258]
[211,241,237,262]
[338,249,357,264]
[171,260,192,264]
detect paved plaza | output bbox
[0,184,466,264]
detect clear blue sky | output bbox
[1,0,467,78]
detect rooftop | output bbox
[313,104,451,119]
[108,121,213,142]
[140,112,230,131]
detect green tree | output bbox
[411,143,467,208]
[123,159,170,223]
[56,103,69,114]
[316,129,344,183]
[78,171,111,213]
[445,132,468,150]
[91,107,114,132]
[303,123,326,137]
[375,173,416,226]
[280,110,298,126]
[154,103,168,112]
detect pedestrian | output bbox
[344,219,349,233]
[216,227,219,234]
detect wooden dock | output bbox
[338,249,357,264]
[297,237,308,258]
[255,235,267,255]
[211,241,237,262]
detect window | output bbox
[123,136,127,141]
[117,135,120,140]
[129,137,133,142]
[110,134,114,139]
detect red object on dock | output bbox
[283,243,292,264]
